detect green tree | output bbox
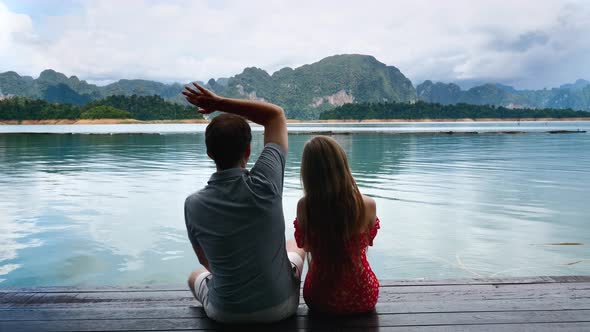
[320,101,590,120]
[80,106,132,119]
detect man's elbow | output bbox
[264,106,286,128]
[273,106,286,121]
[275,107,288,127]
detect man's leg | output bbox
[286,239,304,259]
[286,239,305,278]
[188,268,209,302]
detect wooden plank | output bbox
[377,284,590,303]
[1,309,589,331]
[0,293,16,308]
[371,299,590,313]
[5,278,588,297]
[0,292,303,310]
[4,281,588,305]
[379,281,590,293]
[2,283,588,311]
[0,306,208,321]
[1,285,187,294]
[0,291,196,309]
[0,292,36,308]
[379,276,590,287]
[107,322,590,332]
[3,276,588,294]
[2,298,588,313]
[0,289,191,301]
[0,317,220,332]
[324,310,590,327]
[340,323,590,332]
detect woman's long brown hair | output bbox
[300,136,367,278]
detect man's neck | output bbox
[216,165,245,172]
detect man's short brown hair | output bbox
[205,114,252,170]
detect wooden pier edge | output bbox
[1,275,590,331]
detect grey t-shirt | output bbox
[184,143,295,313]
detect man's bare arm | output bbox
[183,83,288,152]
[192,243,210,270]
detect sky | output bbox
[1,0,589,89]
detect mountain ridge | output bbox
[416,79,590,111]
[1,54,589,119]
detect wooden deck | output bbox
[1,276,589,331]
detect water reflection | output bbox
[0,128,589,286]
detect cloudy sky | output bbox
[1,0,589,89]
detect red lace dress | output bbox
[294,218,380,314]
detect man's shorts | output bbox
[193,252,304,324]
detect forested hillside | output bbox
[0,95,203,121]
[320,101,590,120]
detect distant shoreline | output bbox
[291,117,590,123]
[0,119,210,125]
[1,117,590,125]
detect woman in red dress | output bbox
[294,136,380,314]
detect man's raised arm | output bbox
[183,83,288,152]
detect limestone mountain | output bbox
[0,71,41,99]
[102,80,185,100]
[415,81,462,105]
[208,54,416,119]
[560,79,590,91]
[0,54,417,119]
[417,80,590,111]
[1,54,589,118]
[0,70,185,105]
[0,69,101,105]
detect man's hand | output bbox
[182,82,222,114]
[183,81,287,151]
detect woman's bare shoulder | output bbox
[362,195,377,227]
[362,194,376,207]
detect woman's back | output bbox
[296,136,381,314]
[295,196,380,314]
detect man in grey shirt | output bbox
[182,83,304,324]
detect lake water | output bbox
[1,121,589,286]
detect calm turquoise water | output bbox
[1,122,589,286]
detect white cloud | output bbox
[0,2,40,74]
[0,0,589,88]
